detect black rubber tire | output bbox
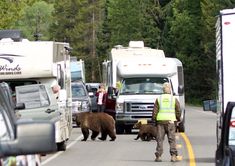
[125,126,132,134]
[116,125,124,134]
[178,121,185,133]
[57,141,67,151]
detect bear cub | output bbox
[133,121,157,141]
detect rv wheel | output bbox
[57,141,67,151]
[116,125,124,134]
[177,122,185,133]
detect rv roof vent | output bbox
[0,30,22,41]
[129,41,144,48]
[114,45,123,49]
[0,38,14,42]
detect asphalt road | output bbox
[41,105,217,166]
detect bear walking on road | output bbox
[133,121,157,141]
[76,112,116,141]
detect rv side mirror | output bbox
[178,85,184,95]
[107,87,114,95]
[15,103,25,110]
[86,84,92,92]
[0,121,57,157]
[107,87,117,99]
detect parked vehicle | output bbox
[0,30,73,151]
[70,57,86,82]
[204,8,235,165]
[102,41,185,134]
[0,82,57,165]
[215,102,235,166]
[85,83,100,112]
[85,82,116,119]
[71,81,91,126]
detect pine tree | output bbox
[51,0,105,82]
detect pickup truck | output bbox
[0,82,57,165]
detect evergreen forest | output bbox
[1,0,234,105]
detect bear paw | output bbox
[98,137,106,141]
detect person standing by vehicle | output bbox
[96,84,107,112]
[152,82,181,162]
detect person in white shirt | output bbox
[95,84,107,112]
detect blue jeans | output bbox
[97,104,105,112]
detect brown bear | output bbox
[133,121,157,141]
[76,112,116,141]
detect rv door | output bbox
[215,102,235,166]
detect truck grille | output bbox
[125,102,154,112]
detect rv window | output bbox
[120,77,169,95]
[57,64,65,89]
[108,62,112,86]
[71,71,82,82]
[16,85,50,109]
[177,66,184,86]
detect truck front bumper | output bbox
[115,113,152,126]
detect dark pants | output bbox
[155,122,178,157]
[97,104,105,112]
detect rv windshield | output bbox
[120,77,169,95]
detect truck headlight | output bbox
[116,103,124,113]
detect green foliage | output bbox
[13,1,54,40]
[3,0,235,103]
[51,0,105,82]
[107,0,162,48]
[0,1,24,29]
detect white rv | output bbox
[215,9,235,114]
[103,41,185,134]
[70,56,86,82]
[212,8,235,144]
[211,8,235,165]
[0,36,72,151]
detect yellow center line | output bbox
[180,133,196,166]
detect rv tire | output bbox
[57,141,67,151]
[177,122,185,133]
[116,125,124,134]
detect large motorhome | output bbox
[0,31,72,151]
[212,8,235,165]
[70,56,86,82]
[102,41,185,134]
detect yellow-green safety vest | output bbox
[156,94,176,121]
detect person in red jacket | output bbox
[95,84,107,112]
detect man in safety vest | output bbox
[152,82,181,162]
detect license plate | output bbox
[138,119,147,124]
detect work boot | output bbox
[171,155,177,162]
[154,156,162,162]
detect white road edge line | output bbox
[41,134,83,165]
